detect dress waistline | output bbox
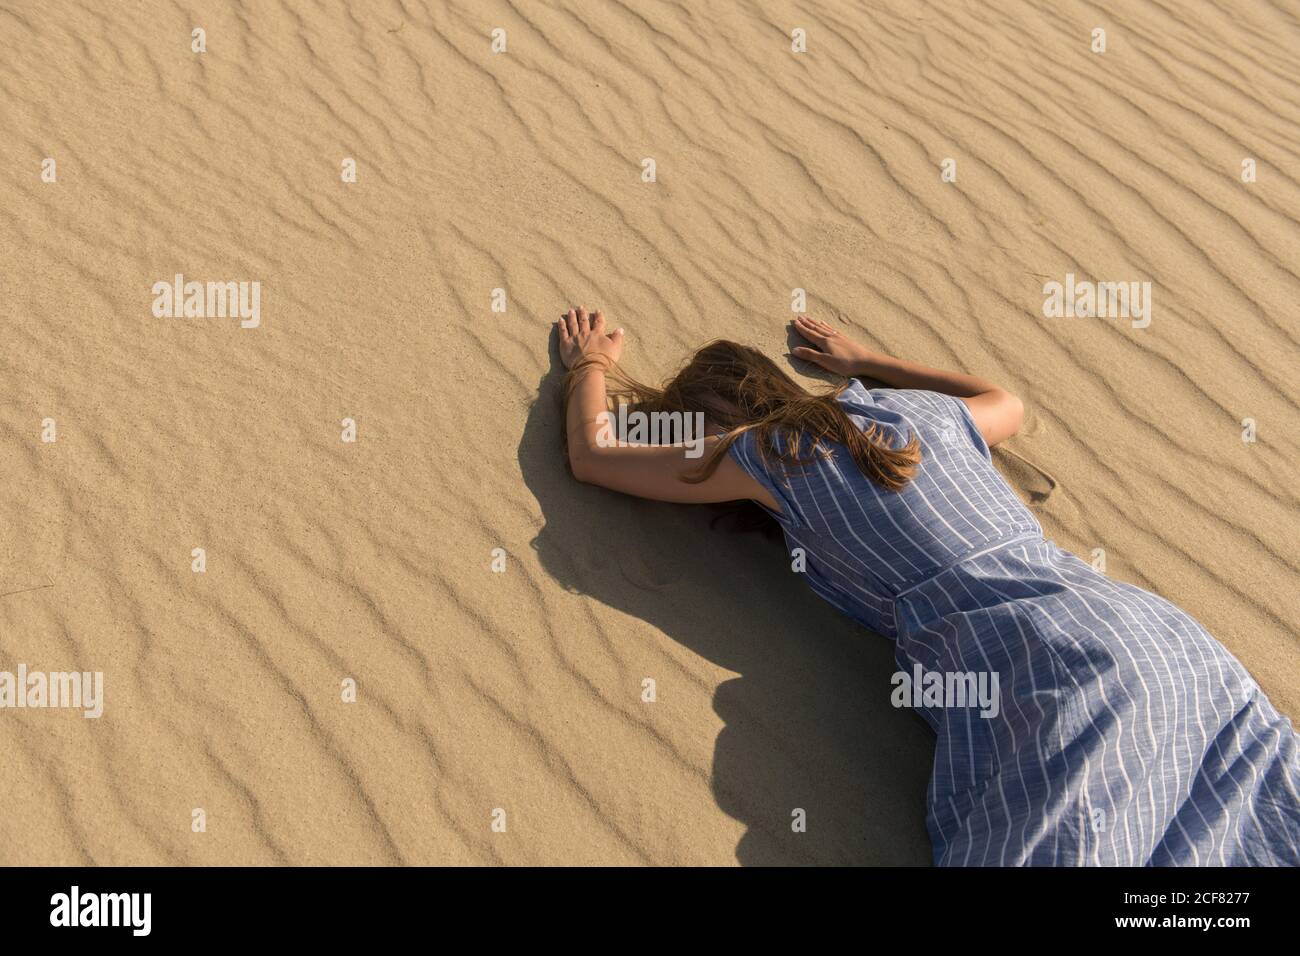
[891,530,1043,605]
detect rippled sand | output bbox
[1,0,1296,864]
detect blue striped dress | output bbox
[728,380,1300,866]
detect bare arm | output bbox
[558,308,780,510]
[791,315,1024,446]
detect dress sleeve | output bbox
[931,391,992,460]
[725,426,804,528]
[867,388,992,461]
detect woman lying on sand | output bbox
[555,307,1300,866]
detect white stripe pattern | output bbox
[729,381,1300,866]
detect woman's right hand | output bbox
[791,315,877,376]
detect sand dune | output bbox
[0,0,1296,864]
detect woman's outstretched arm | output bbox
[557,308,779,509]
[791,315,1024,446]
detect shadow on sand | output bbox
[517,366,936,865]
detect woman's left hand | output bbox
[557,307,624,370]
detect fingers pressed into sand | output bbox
[795,315,828,344]
[591,309,605,333]
[557,317,570,342]
[565,309,579,337]
[577,306,590,332]
[801,314,836,337]
[791,346,828,365]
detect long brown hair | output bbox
[562,341,921,526]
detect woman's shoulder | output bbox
[833,380,943,428]
[846,383,955,421]
[847,385,989,457]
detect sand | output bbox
[0,0,1296,865]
